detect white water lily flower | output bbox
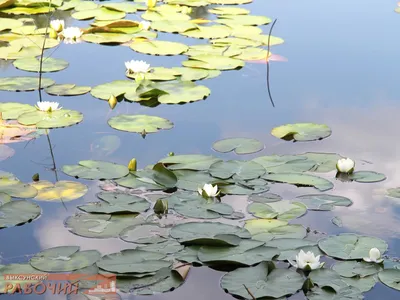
[125,60,151,74]
[36,101,62,112]
[198,183,220,198]
[140,21,151,30]
[62,27,82,41]
[336,158,355,174]
[290,250,324,270]
[50,19,64,32]
[363,248,384,263]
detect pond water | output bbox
[1,0,400,299]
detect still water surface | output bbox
[1,0,400,299]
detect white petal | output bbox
[198,188,203,195]
[363,257,372,262]
[369,248,381,261]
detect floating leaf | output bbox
[160,154,221,171]
[65,213,145,239]
[207,0,253,4]
[174,200,233,219]
[108,114,173,134]
[13,57,68,73]
[181,25,231,39]
[0,102,36,120]
[137,240,184,254]
[333,261,382,278]
[130,40,188,56]
[183,54,244,70]
[18,109,83,129]
[387,187,400,198]
[249,192,282,203]
[45,84,91,96]
[301,152,343,173]
[91,80,138,100]
[221,262,303,299]
[209,160,266,180]
[62,160,129,180]
[0,76,54,91]
[72,7,126,21]
[0,175,37,198]
[296,194,352,211]
[208,6,249,15]
[318,234,388,260]
[212,137,264,154]
[170,221,251,246]
[245,219,307,242]
[119,224,169,244]
[31,180,88,202]
[81,32,132,44]
[141,10,190,21]
[331,216,343,227]
[263,173,334,191]
[216,15,272,26]
[30,246,101,272]
[0,200,40,229]
[0,263,45,293]
[378,269,400,291]
[151,20,196,33]
[308,269,351,292]
[115,174,164,191]
[271,123,332,142]
[348,171,386,183]
[248,200,307,221]
[342,275,377,293]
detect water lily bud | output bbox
[128,158,137,171]
[108,94,117,109]
[363,247,384,263]
[153,199,168,215]
[32,173,40,182]
[168,152,175,156]
[49,28,58,39]
[147,0,157,9]
[336,158,355,174]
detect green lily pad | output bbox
[62,160,129,180]
[211,37,261,48]
[221,262,303,299]
[263,172,334,191]
[173,170,222,191]
[0,76,54,91]
[183,54,244,70]
[13,57,68,73]
[130,40,188,55]
[72,7,126,21]
[295,194,353,211]
[185,44,242,57]
[45,84,91,96]
[0,6,55,15]
[17,109,83,129]
[141,10,190,21]
[216,14,271,26]
[348,171,386,183]
[209,160,266,180]
[91,80,138,100]
[101,2,139,13]
[96,249,170,274]
[308,269,351,293]
[318,234,388,260]
[81,32,132,44]
[207,0,252,4]
[125,67,179,82]
[332,261,382,278]
[0,17,23,31]
[0,176,37,198]
[259,157,316,173]
[78,192,150,214]
[0,102,36,119]
[173,67,220,81]
[307,286,363,300]
[182,25,231,39]
[198,239,279,266]
[378,269,400,291]
[0,263,45,293]
[245,219,307,242]
[108,114,173,134]
[137,239,184,254]
[342,275,377,293]
[212,137,264,154]
[31,180,88,202]
[0,200,41,229]
[119,223,170,244]
[233,47,270,61]
[301,152,343,172]
[170,221,251,246]
[30,246,101,272]
[387,187,400,198]
[247,200,307,221]
[65,213,145,239]
[115,174,164,191]
[151,20,196,33]
[271,123,332,142]
[249,192,282,203]
[174,200,233,219]
[208,6,249,15]
[220,184,269,195]
[160,154,221,171]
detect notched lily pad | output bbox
[108,114,173,134]
[0,200,41,229]
[62,160,129,180]
[271,123,332,142]
[212,137,264,154]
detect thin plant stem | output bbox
[243,284,256,300]
[266,19,277,108]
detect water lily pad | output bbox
[137,240,184,254]
[0,263,45,293]
[45,84,91,96]
[0,76,54,91]
[65,213,145,239]
[182,25,231,39]
[0,102,36,119]
[81,32,132,44]
[141,10,190,21]
[101,2,138,13]
[174,200,233,219]
[342,275,377,293]
[0,200,41,229]
[31,180,88,202]
[318,234,388,260]
[119,224,169,244]
[378,269,400,291]
[216,14,272,26]
[387,187,400,198]
[185,44,242,57]
[209,160,266,180]
[160,154,221,171]
[62,160,129,180]
[348,171,386,183]
[78,192,150,214]
[17,109,83,129]
[115,174,164,191]
[130,40,188,56]
[307,285,363,300]
[170,221,251,246]
[308,269,350,293]
[151,20,196,33]
[248,200,307,221]
[263,173,334,191]
[249,192,282,203]
[198,239,279,266]
[13,57,68,73]
[207,0,252,4]
[244,219,307,242]
[208,6,249,15]
[220,184,268,195]
[332,261,382,278]
[183,54,244,70]
[0,176,37,198]
[30,246,101,272]
[72,7,126,21]
[295,194,353,211]
[301,152,343,172]
[108,114,173,134]
[212,137,264,154]
[91,80,138,100]
[96,249,170,274]
[271,123,332,142]
[1,6,54,15]
[221,262,303,299]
